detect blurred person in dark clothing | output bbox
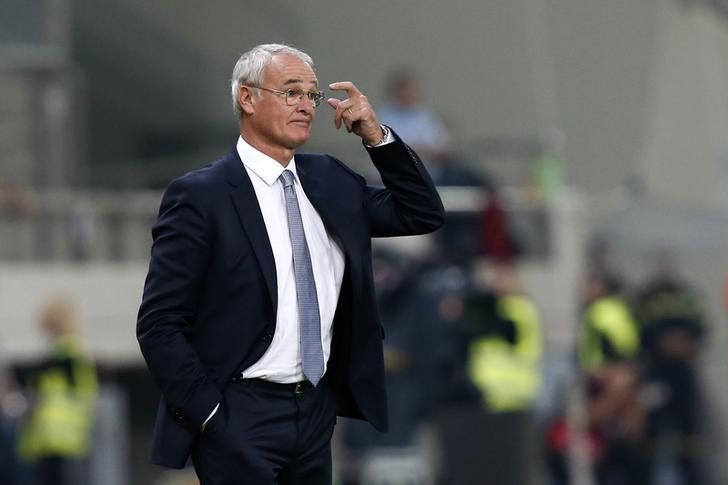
[634,251,705,362]
[16,298,98,485]
[343,249,427,450]
[633,251,706,485]
[413,255,483,485]
[340,249,448,484]
[0,368,29,485]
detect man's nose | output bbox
[297,101,315,115]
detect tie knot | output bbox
[280,170,295,188]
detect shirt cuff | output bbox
[365,125,394,148]
[201,402,220,432]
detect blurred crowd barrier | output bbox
[0,189,161,262]
[0,186,555,263]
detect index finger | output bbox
[328,81,361,98]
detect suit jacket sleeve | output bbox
[363,130,445,237]
[137,175,222,431]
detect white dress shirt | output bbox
[237,136,346,384]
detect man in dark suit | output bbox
[136,43,444,484]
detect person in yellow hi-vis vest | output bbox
[17,298,98,485]
[464,264,542,413]
[579,272,640,372]
[444,263,542,485]
[577,271,645,485]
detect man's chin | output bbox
[287,133,311,148]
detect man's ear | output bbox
[238,86,256,115]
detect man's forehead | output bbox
[266,54,318,86]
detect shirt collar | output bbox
[236,136,298,187]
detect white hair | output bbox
[230,43,315,118]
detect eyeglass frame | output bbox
[248,85,326,108]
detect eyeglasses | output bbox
[252,86,325,108]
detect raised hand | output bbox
[327,81,385,145]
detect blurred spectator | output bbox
[632,251,706,485]
[379,68,519,264]
[578,272,640,373]
[378,67,452,169]
[415,255,475,409]
[579,271,644,485]
[343,249,424,448]
[340,248,457,484]
[376,253,472,485]
[16,298,98,485]
[547,271,644,485]
[377,67,498,193]
[0,368,29,485]
[462,263,542,413]
[476,193,519,264]
[440,262,543,485]
[585,360,646,485]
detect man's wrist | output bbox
[366,125,391,147]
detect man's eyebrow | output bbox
[283,78,319,87]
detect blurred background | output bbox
[2,0,728,484]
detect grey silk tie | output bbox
[280,170,324,386]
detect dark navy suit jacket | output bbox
[137,132,444,468]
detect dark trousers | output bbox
[643,360,703,485]
[38,455,64,485]
[437,404,536,485]
[191,378,337,485]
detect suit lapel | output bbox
[296,155,363,326]
[224,150,277,310]
[295,155,353,259]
